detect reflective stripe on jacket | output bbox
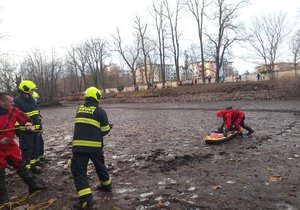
[14,95,41,132]
[72,101,110,153]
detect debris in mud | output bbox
[158,178,177,185]
[116,188,136,194]
[289,192,297,197]
[259,135,272,141]
[270,175,283,182]
[188,187,196,191]
[140,192,154,199]
[226,180,235,184]
[212,185,223,190]
[246,145,258,149]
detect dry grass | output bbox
[55,79,300,102]
[104,80,278,99]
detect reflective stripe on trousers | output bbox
[101,177,112,186]
[78,188,92,197]
[73,140,102,148]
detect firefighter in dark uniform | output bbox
[14,80,42,174]
[71,87,112,210]
[32,91,46,165]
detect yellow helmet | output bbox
[19,80,37,93]
[84,87,102,102]
[32,91,39,99]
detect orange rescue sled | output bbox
[204,131,239,144]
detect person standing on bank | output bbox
[71,87,112,210]
[14,80,42,174]
[208,75,212,84]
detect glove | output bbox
[217,127,223,133]
[223,127,229,137]
[223,130,228,137]
[0,137,11,145]
[109,123,113,129]
[25,122,35,131]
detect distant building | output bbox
[136,64,176,84]
[255,62,299,73]
[189,61,234,81]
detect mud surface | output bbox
[5,100,300,210]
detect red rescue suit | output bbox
[0,107,31,169]
[216,109,245,132]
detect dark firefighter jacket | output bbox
[14,95,41,132]
[72,99,110,153]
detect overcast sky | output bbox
[0,0,299,73]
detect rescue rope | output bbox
[28,199,56,210]
[0,128,43,133]
[0,127,20,132]
[0,191,40,210]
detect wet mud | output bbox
[4,100,300,210]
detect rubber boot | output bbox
[0,169,9,204]
[39,156,50,164]
[31,164,42,174]
[74,201,93,210]
[97,184,112,192]
[243,125,254,136]
[35,160,45,167]
[17,167,47,193]
[216,127,223,133]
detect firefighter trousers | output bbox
[19,133,40,170]
[71,151,111,205]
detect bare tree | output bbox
[84,38,110,90]
[20,49,62,102]
[67,44,88,91]
[206,0,247,82]
[112,27,141,90]
[134,16,152,87]
[181,50,193,81]
[66,48,81,92]
[163,0,183,84]
[247,12,290,74]
[150,0,168,87]
[184,0,210,83]
[48,50,63,101]
[0,59,16,93]
[289,29,300,71]
[59,63,78,96]
[146,43,160,85]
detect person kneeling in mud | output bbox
[0,92,46,205]
[216,106,254,137]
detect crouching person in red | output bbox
[216,106,254,137]
[0,92,46,205]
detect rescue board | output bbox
[204,131,239,144]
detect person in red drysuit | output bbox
[0,92,46,205]
[216,106,254,136]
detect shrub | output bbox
[117,85,124,93]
